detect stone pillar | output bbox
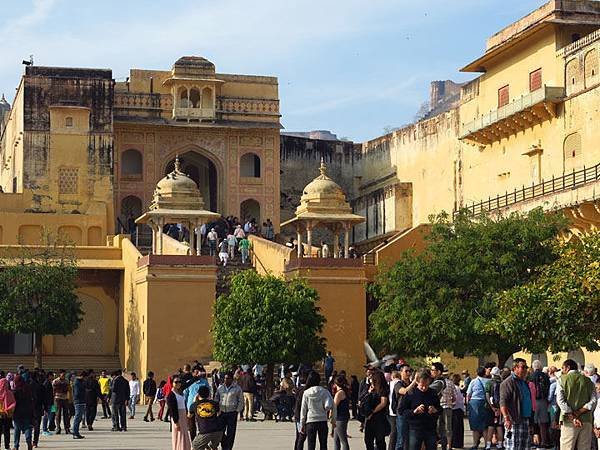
[306,225,312,258]
[344,225,350,259]
[151,222,157,255]
[297,227,303,258]
[157,218,164,255]
[188,221,195,256]
[333,231,339,259]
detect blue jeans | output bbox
[13,418,32,449]
[396,415,408,450]
[72,403,85,436]
[408,428,436,450]
[129,395,138,417]
[42,410,55,432]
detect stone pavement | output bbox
[33,409,364,449]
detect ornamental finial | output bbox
[174,154,181,172]
[319,157,326,177]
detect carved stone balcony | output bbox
[460,86,564,145]
[172,107,215,121]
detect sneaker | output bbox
[143,417,149,422]
[73,434,85,439]
[150,417,155,422]
[42,431,51,437]
[111,427,120,432]
[55,429,61,435]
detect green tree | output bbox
[0,237,83,369]
[488,232,600,354]
[212,270,326,393]
[369,207,566,367]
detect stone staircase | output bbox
[0,354,122,373]
[216,256,253,299]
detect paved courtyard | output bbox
[35,410,365,449]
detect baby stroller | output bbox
[269,390,294,422]
[259,398,279,421]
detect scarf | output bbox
[0,379,16,413]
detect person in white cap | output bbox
[207,228,218,256]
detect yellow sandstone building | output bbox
[2,0,600,377]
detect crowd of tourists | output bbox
[1,357,599,450]
[0,365,152,449]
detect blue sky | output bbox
[1,0,546,142]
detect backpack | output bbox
[488,379,501,409]
[439,378,456,409]
[534,372,550,400]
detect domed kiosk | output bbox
[281,159,365,258]
[136,156,220,255]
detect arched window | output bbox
[240,153,261,178]
[564,132,582,172]
[566,59,580,95]
[178,88,189,108]
[121,149,143,177]
[120,195,143,221]
[585,49,598,85]
[65,117,73,128]
[190,88,200,108]
[201,87,213,109]
[240,199,260,224]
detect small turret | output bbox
[0,94,10,122]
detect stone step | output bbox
[0,354,122,373]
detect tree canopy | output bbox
[488,231,600,354]
[0,238,82,368]
[212,270,326,368]
[369,207,567,365]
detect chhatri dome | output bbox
[136,155,220,255]
[281,158,365,258]
[295,158,354,218]
[151,156,205,211]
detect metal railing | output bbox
[460,86,564,139]
[459,162,600,216]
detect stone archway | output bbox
[54,295,105,355]
[165,150,219,212]
[240,198,261,224]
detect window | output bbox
[58,167,79,194]
[564,132,583,172]
[201,87,213,109]
[240,153,261,178]
[529,69,542,92]
[121,149,143,177]
[498,85,509,108]
[572,33,581,43]
[65,117,73,128]
[189,89,200,108]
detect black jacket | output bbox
[84,378,102,405]
[110,376,130,404]
[42,379,54,411]
[31,380,45,417]
[13,387,34,421]
[73,377,86,404]
[166,391,181,424]
[143,379,157,397]
[400,387,441,431]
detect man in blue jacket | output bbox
[71,371,87,440]
[184,366,210,441]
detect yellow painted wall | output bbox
[285,264,367,377]
[142,263,217,381]
[249,234,293,276]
